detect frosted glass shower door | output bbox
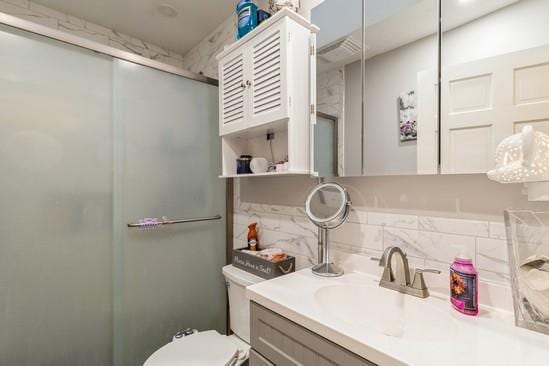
[0,26,113,365]
[112,60,227,366]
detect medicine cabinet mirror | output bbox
[362,0,439,176]
[313,0,549,177]
[312,0,363,177]
[312,0,439,177]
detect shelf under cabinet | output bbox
[219,170,311,178]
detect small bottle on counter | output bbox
[450,255,478,316]
[247,223,258,251]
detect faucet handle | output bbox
[370,256,386,267]
[415,268,442,275]
[411,268,442,297]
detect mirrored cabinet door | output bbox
[313,0,549,177]
[440,0,549,174]
[362,0,439,176]
[312,0,363,177]
[312,0,440,177]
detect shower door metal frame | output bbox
[0,12,218,87]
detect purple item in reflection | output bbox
[138,218,161,230]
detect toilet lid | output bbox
[144,331,244,366]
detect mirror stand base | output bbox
[312,262,344,277]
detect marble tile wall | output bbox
[0,0,185,67]
[181,15,236,79]
[317,68,344,118]
[233,182,510,288]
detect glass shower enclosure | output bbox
[0,23,227,366]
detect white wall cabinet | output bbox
[248,20,288,129]
[219,47,247,135]
[217,9,318,177]
[219,21,288,135]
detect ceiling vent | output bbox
[318,36,362,64]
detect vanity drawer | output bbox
[250,302,376,366]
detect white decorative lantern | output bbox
[487,126,549,183]
[487,125,549,201]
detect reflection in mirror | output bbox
[307,184,345,221]
[441,0,549,174]
[314,112,338,177]
[312,0,363,177]
[363,0,439,176]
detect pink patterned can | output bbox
[450,257,479,316]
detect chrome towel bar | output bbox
[127,215,222,229]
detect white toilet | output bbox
[143,265,265,366]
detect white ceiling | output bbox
[33,0,238,55]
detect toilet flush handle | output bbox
[173,328,197,340]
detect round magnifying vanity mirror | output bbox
[305,182,351,277]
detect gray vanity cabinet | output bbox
[250,302,376,366]
[250,349,275,366]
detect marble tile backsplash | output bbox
[0,0,185,68]
[234,188,510,287]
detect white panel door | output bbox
[248,20,289,128]
[441,44,549,174]
[417,69,439,174]
[219,47,249,135]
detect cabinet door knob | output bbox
[246,80,252,88]
[240,82,246,88]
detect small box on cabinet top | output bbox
[232,248,295,279]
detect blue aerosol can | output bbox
[236,0,258,40]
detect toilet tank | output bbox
[222,265,265,343]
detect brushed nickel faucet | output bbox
[373,246,441,298]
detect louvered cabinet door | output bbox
[248,22,289,128]
[219,48,248,135]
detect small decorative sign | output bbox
[233,254,273,275]
[399,90,417,142]
[232,248,295,279]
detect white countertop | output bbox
[246,268,549,366]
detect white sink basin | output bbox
[314,284,459,342]
[247,269,549,366]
